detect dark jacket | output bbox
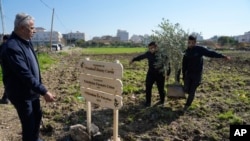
[182,46,225,77]
[0,43,4,64]
[132,51,171,75]
[1,32,47,101]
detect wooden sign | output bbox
[80,59,123,79]
[80,58,123,141]
[81,87,123,110]
[80,74,123,95]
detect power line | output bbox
[40,0,52,10]
[39,0,68,33]
[54,12,68,32]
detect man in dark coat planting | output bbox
[182,35,231,111]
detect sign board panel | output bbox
[80,74,123,95]
[80,59,123,79]
[81,87,123,110]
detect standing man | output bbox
[1,13,56,141]
[182,35,230,111]
[129,41,170,107]
[0,35,9,104]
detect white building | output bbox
[143,34,150,45]
[32,27,63,46]
[63,31,85,40]
[116,29,129,42]
[130,34,150,45]
[234,31,250,43]
[130,34,143,43]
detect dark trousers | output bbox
[145,72,166,105]
[183,73,201,107]
[1,90,8,100]
[11,98,42,141]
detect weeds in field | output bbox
[217,110,243,124]
[37,53,57,71]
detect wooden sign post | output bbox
[80,58,123,141]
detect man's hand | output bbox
[224,56,231,60]
[165,75,169,80]
[43,91,56,102]
[129,60,133,65]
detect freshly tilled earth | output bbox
[0,49,249,141]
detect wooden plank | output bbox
[86,101,91,134]
[113,109,120,141]
[81,87,123,110]
[80,74,123,95]
[80,59,123,79]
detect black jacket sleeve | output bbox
[131,52,148,62]
[200,47,225,58]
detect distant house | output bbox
[234,31,250,43]
[32,27,63,46]
[63,31,85,41]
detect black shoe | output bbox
[182,105,189,112]
[160,100,164,105]
[0,99,9,104]
[155,100,164,105]
[144,102,151,107]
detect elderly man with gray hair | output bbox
[0,12,56,141]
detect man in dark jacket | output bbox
[0,35,9,104]
[1,13,56,141]
[182,35,230,111]
[129,41,171,107]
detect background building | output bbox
[234,31,250,43]
[130,34,150,45]
[32,27,63,46]
[63,31,85,45]
[116,29,129,42]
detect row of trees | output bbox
[217,36,238,46]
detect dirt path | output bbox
[0,103,21,141]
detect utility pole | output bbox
[70,30,72,45]
[0,0,5,40]
[49,8,54,51]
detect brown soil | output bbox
[0,49,249,141]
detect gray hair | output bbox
[14,13,34,29]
